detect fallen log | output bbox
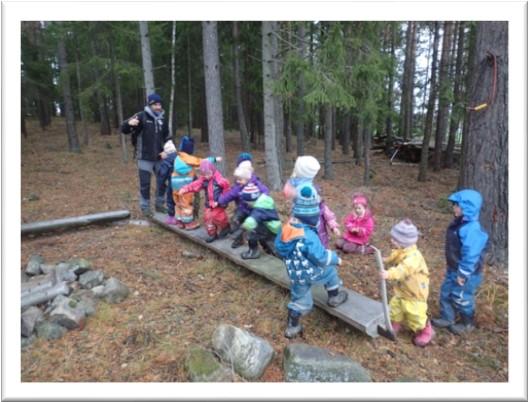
[21,281,70,308]
[21,210,131,236]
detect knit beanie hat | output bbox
[292,156,321,179]
[352,193,368,207]
[236,152,253,166]
[178,135,194,154]
[293,184,321,227]
[163,140,176,154]
[234,160,254,181]
[147,93,162,105]
[390,219,419,248]
[241,182,261,202]
[199,158,216,176]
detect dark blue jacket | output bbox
[445,190,488,279]
[155,153,177,214]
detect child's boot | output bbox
[391,321,402,335]
[327,288,348,307]
[431,317,454,328]
[241,239,261,259]
[449,315,475,336]
[218,225,231,239]
[184,220,200,230]
[412,320,435,347]
[284,309,303,339]
[231,233,245,249]
[165,216,178,225]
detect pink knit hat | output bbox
[199,159,216,175]
[352,193,368,207]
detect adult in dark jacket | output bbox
[121,93,171,217]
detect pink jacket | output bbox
[343,211,374,245]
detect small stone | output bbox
[54,262,77,282]
[283,343,371,382]
[133,290,140,297]
[185,346,235,382]
[21,271,29,283]
[25,255,44,276]
[71,289,98,316]
[91,285,105,298]
[211,324,274,380]
[35,321,67,340]
[79,270,105,289]
[102,277,129,304]
[121,363,128,369]
[28,193,40,201]
[67,258,92,275]
[21,306,44,337]
[49,297,86,329]
[138,315,143,321]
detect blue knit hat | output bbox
[241,182,261,203]
[178,135,194,154]
[147,93,162,105]
[236,152,253,166]
[293,185,320,227]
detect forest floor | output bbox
[21,119,508,382]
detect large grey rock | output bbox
[211,324,274,380]
[283,343,371,382]
[185,346,235,382]
[71,289,98,316]
[25,255,44,276]
[91,285,105,298]
[21,306,44,337]
[40,264,56,275]
[102,277,129,304]
[67,258,92,275]
[54,262,77,282]
[49,297,86,329]
[79,270,104,289]
[21,271,29,283]
[35,321,67,340]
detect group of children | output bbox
[155,137,489,346]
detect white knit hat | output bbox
[292,156,321,179]
[390,219,420,248]
[234,160,254,181]
[163,140,176,154]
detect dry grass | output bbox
[21,118,508,382]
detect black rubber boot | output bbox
[231,233,245,249]
[327,288,348,307]
[218,226,231,239]
[449,315,476,335]
[205,234,218,243]
[241,247,261,260]
[431,317,454,328]
[155,204,168,214]
[284,309,303,339]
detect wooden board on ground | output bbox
[152,212,387,338]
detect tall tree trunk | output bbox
[200,84,208,143]
[363,122,371,186]
[433,21,455,171]
[187,33,193,135]
[73,45,88,145]
[420,25,433,133]
[418,22,440,182]
[296,22,306,156]
[271,21,285,177]
[262,21,282,190]
[352,115,361,165]
[459,22,507,268]
[445,22,465,168]
[169,21,176,138]
[202,21,226,174]
[399,22,417,140]
[90,38,111,136]
[331,107,337,151]
[139,21,155,96]
[57,31,80,153]
[385,23,397,153]
[110,38,128,162]
[233,21,250,151]
[342,114,351,155]
[285,107,292,153]
[323,104,333,179]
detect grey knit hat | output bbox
[390,219,419,247]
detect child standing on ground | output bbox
[275,184,348,339]
[218,153,269,249]
[282,155,341,247]
[380,219,434,347]
[237,183,281,259]
[432,189,488,335]
[156,140,178,220]
[336,193,375,255]
[179,159,230,242]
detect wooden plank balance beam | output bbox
[152,212,388,338]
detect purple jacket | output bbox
[219,174,270,215]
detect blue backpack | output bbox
[178,135,194,155]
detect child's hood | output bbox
[174,154,192,175]
[275,222,305,255]
[448,189,482,221]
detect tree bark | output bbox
[73,42,88,146]
[385,23,397,153]
[363,122,371,186]
[139,21,155,96]
[270,21,285,177]
[433,21,455,171]
[459,22,508,268]
[296,22,306,156]
[57,31,80,153]
[399,22,417,140]
[202,21,226,174]
[418,22,440,182]
[233,21,250,151]
[342,113,351,155]
[110,38,128,162]
[445,22,465,168]
[169,21,177,138]
[262,21,282,190]
[187,33,193,135]
[323,104,333,179]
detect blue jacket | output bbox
[156,152,177,184]
[275,221,339,286]
[445,189,489,280]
